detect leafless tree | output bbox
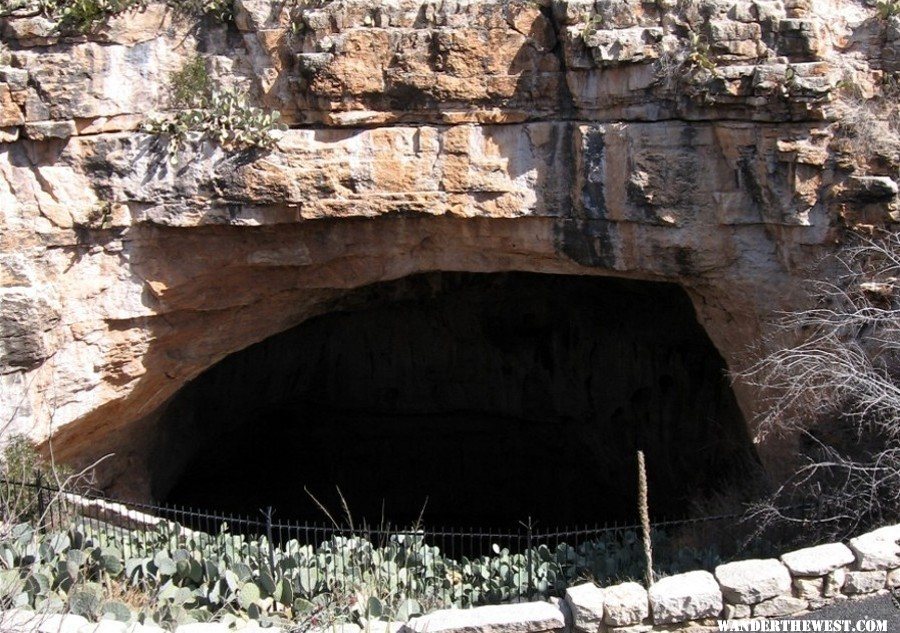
[741,231,900,539]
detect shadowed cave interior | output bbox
[155,272,759,527]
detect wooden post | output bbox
[637,450,654,587]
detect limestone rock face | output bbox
[0,0,898,493]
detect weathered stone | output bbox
[0,290,59,373]
[2,612,91,633]
[714,559,792,605]
[404,602,566,633]
[648,571,723,625]
[584,27,662,66]
[310,625,361,633]
[887,568,900,589]
[824,569,847,597]
[752,595,808,617]
[23,120,76,140]
[0,0,898,509]
[792,576,824,601]
[849,526,900,570]
[122,624,170,633]
[78,621,129,633]
[0,85,24,127]
[843,176,900,203]
[781,543,856,576]
[564,582,604,632]
[174,624,230,633]
[603,582,649,627]
[362,622,405,633]
[722,603,751,619]
[0,67,29,92]
[605,625,651,633]
[842,570,887,595]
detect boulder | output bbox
[310,626,361,633]
[842,571,887,595]
[824,569,846,597]
[78,622,128,633]
[403,602,566,633]
[603,582,649,626]
[174,624,231,633]
[887,568,900,589]
[753,596,807,617]
[0,609,88,633]
[1,612,91,633]
[23,120,76,140]
[362,622,404,633]
[843,176,899,203]
[714,559,791,605]
[648,571,722,625]
[780,543,855,576]
[849,526,900,570]
[563,582,604,632]
[792,576,824,601]
[723,603,751,619]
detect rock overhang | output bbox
[0,0,897,495]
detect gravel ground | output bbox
[788,593,900,628]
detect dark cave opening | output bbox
[155,272,758,527]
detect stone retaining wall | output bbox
[3,524,900,632]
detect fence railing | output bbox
[4,476,813,611]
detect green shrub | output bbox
[39,0,233,33]
[0,436,68,527]
[144,57,285,159]
[144,88,284,158]
[876,0,900,19]
[169,55,214,109]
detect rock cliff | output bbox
[0,0,898,497]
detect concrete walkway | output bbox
[790,593,900,628]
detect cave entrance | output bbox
[155,272,758,527]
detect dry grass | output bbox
[835,77,900,168]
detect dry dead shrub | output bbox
[740,232,900,541]
[835,77,900,168]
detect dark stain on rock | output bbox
[553,218,617,269]
[580,127,607,220]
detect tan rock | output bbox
[603,582,648,627]
[752,596,808,617]
[0,85,24,127]
[0,0,895,505]
[792,576,824,601]
[714,559,792,605]
[404,602,566,633]
[842,571,887,595]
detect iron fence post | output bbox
[526,516,533,599]
[264,506,276,576]
[34,470,45,534]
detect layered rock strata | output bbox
[0,0,898,493]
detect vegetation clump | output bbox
[745,232,900,540]
[36,0,233,33]
[876,0,900,19]
[143,56,285,159]
[0,506,723,628]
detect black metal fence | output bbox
[6,475,809,610]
